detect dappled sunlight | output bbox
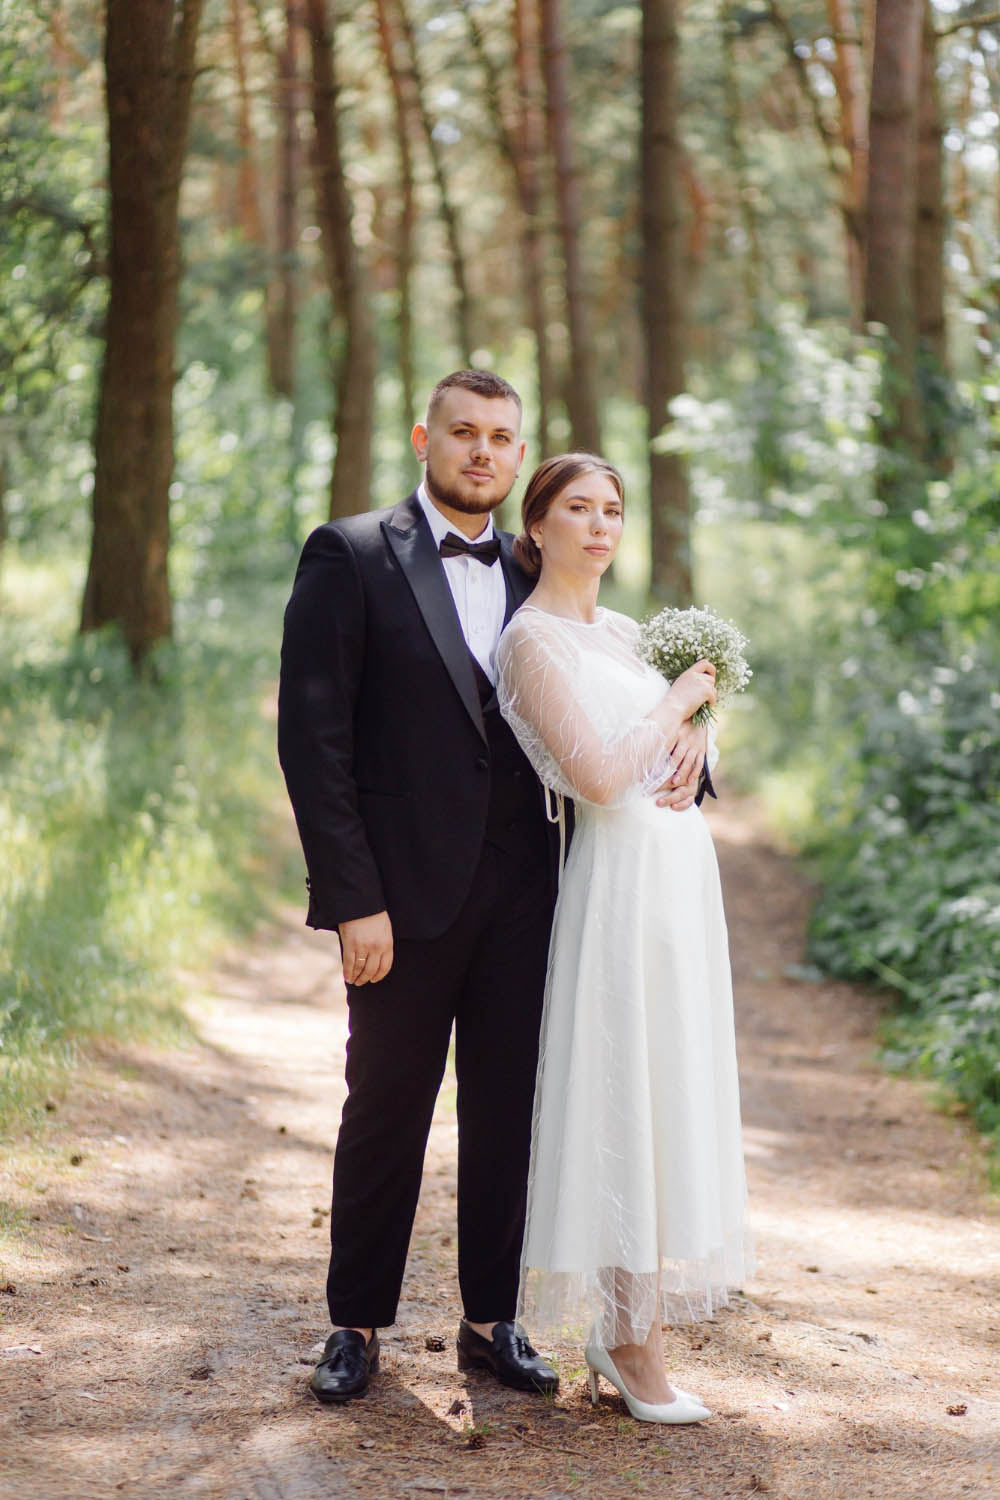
[748,1199,998,1275]
[741,1123,791,1161]
[3,0,998,1491]
[4,812,999,1499]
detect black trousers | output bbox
[326,835,555,1329]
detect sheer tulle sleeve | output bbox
[496,613,674,807]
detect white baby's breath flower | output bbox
[638,605,752,726]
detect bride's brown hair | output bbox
[513,453,625,577]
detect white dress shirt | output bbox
[418,483,507,683]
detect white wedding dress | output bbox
[496,604,752,1346]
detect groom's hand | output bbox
[339,911,394,987]
[654,721,707,813]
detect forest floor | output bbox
[1,800,998,1500]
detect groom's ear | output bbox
[411,423,429,463]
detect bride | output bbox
[495,452,751,1424]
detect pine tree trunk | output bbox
[539,0,601,454]
[395,0,474,366]
[49,3,71,127]
[231,0,264,244]
[305,0,376,519]
[826,0,868,328]
[80,0,204,666]
[266,0,302,401]
[915,15,944,303]
[642,0,691,604]
[915,0,949,470]
[465,1,556,454]
[865,0,925,491]
[374,0,417,430]
[513,0,556,455]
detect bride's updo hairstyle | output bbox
[513,452,625,577]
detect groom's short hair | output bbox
[426,369,522,423]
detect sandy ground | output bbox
[1,800,998,1500]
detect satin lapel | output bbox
[383,493,487,744]
[499,532,533,626]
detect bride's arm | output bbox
[497,625,710,807]
[654,719,708,810]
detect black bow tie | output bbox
[439,531,501,566]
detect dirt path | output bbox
[2,802,998,1500]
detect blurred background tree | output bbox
[1,0,997,1140]
[80,0,204,662]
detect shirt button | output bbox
[476,756,489,771]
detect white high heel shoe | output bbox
[584,1341,711,1424]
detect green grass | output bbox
[0,550,297,1126]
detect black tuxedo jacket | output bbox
[278,491,546,939]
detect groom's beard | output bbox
[425,459,516,517]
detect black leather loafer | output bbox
[456,1319,558,1395]
[310,1328,380,1403]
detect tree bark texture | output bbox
[265,0,303,400]
[465,1,556,454]
[539,0,601,455]
[721,3,762,322]
[915,0,949,471]
[305,0,376,519]
[915,0,944,365]
[81,0,205,663]
[865,0,925,481]
[395,0,474,366]
[513,0,556,455]
[641,0,691,604]
[374,0,417,430]
[48,3,77,128]
[231,0,265,244]
[826,0,869,327]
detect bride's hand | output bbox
[649,660,716,742]
[667,659,717,720]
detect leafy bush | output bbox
[683,313,1000,1151]
[807,646,1000,1141]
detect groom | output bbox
[278,370,707,1403]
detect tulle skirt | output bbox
[517,797,752,1345]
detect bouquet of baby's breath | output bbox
[638,605,752,726]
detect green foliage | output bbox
[0,556,293,1124]
[0,1,106,548]
[668,311,881,529]
[685,316,1000,1150]
[807,646,1000,1143]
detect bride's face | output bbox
[530,471,623,579]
